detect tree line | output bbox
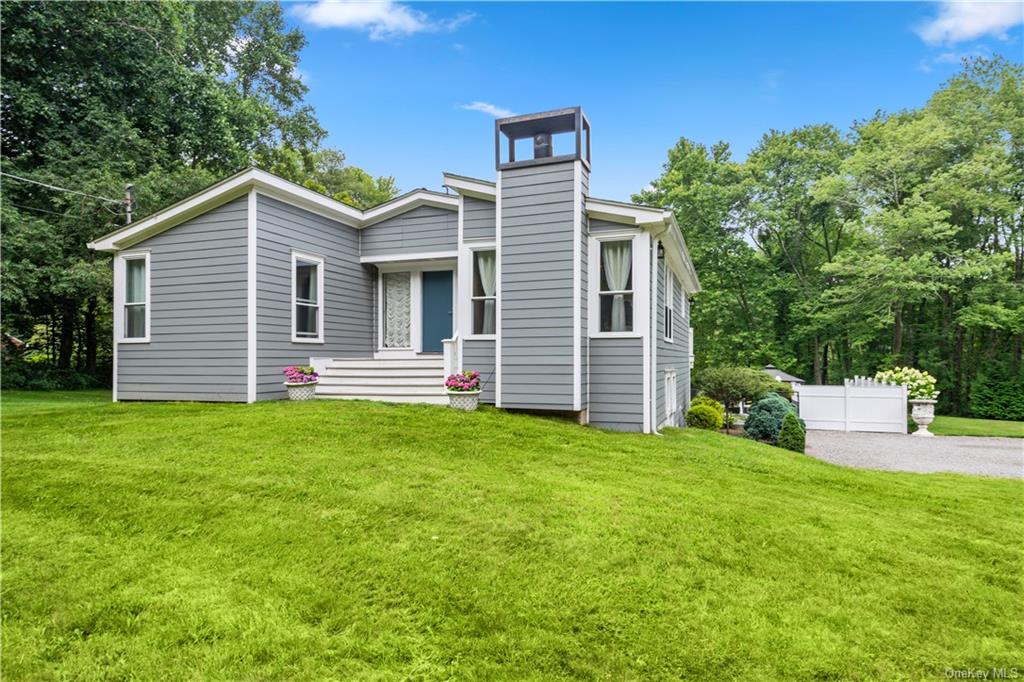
[638,57,1023,416]
[1,1,397,385]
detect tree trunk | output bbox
[85,297,97,375]
[892,304,903,359]
[58,298,77,370]
[953,325,965,415]
[813,335,823,384]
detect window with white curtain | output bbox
[292,252,324,343]
[472,250,496,335]
[664,269,675,342]
[123,255,148,340]
[599,239,633,332]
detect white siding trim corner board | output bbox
[494,172,502,408]
[456,193,465,363]
[645,237,656,434]
[572,160,582,411]
[246,189,257,403]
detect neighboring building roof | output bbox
[764,365,805,384]
[88,168,458,252]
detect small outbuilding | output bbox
[763,364,805,390]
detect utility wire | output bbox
[0,171,125,204]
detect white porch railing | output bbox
[442,331,460,378]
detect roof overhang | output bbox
[584,197,701,293]
[442,172,496,201]
[88,168,457,252]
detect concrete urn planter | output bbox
[910,399,937,437]
[447,391,480,411]
[284,381,318,401]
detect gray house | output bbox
[89,108,700,433]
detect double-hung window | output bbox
[664,269,675,342]
[292,252,324,343]
[472,250,496,335]
[120,253,149,342]
[599,239,633,333]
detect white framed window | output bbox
[599,238,634,333]
[664,269,675,342]
[292,251,324,343]
[117,251,150,343]
[471,249,496,336]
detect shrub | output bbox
[744,392,799,444]
[874,367,939,400]
[768,380,793,401]
[969,372,1024,421]
[685,404,723,430]
[776,412,806,453]
[1,348,105,390]
[691,395,725,420]
[696,366,774,412]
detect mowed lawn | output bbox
[930,415,1024,438]
[2,392,1022,680]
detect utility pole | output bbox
[124,184,135,225]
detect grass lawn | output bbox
[3,391,1022,680]
[930,415,1024,438]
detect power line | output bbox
[0,171,125,204]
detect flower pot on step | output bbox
[910,399,937,437]
[284,381,318,401]
[447,391,480,411]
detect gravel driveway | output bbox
[805,431,1023,479]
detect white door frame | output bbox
[375,259,457,358]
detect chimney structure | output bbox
[494,107,592,414]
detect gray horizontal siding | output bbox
[361,205,457,257]
[589,337,644,432]
[656,258,690,428]
[463,339,496,404]
[256,195,374,399]
[117,196,248,402]
[500,163,576,410]
[590,218,638,234]
[463,196,495,241]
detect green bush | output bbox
[696,366,776,412]
[776,412,806,453]
[1,348,105,390]
[768,380,793,401]
[969,372,1024,421]
[685,404,724,430]
[690,395,725,420]
[875,367,939,400]
[744,392,800,444]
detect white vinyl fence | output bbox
[797,377,908,433]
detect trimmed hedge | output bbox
[686,404,724,430]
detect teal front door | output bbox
[421,270,453,353]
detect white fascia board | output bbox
[360,250,458,265]
[443,173,496,201]
[361,191,459,227]
[584,197,665,226]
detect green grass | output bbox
[930,415,1024,438]
[3,391,1022,680]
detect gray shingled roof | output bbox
[763,364,805,384]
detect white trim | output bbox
[466,246,497,339]
[643,233,654,434]
[88,168,459,252]
[442,173,497,201]
[494,172,502,407]
[376,264,456,355]
[246,189,257,402]
[360,250,457,265]
[588,232,641,339]
[572,161,582,411]
[115,250,151,344]
[456,193,466,362]
[291,250,325,344]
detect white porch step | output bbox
[316,356,448,406]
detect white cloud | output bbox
[459,101,515,118]
[292,1,473,41]
[915,1,1023,45]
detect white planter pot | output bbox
[447,391,480,411]
[284,381,318,401]
[910,399,937,437]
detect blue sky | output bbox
[288,1,1023,200]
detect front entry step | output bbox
[316,356,447,405]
